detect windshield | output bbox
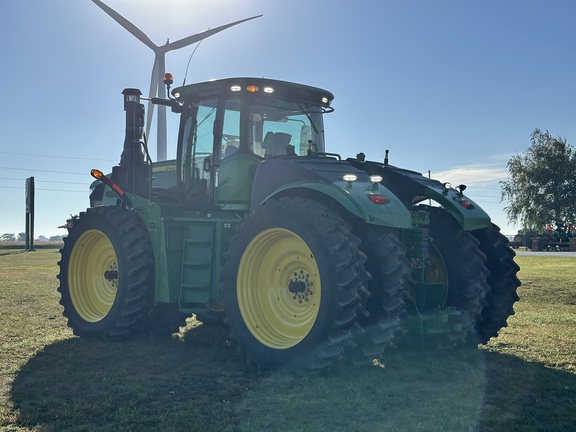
[248,97,326,157]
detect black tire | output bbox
[473,224,521,343]
[349,227,410,364]
[420,208,490,346]
[223,197,369,372]
[57,206,154,340]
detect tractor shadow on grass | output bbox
[10,323,257,431]
[10,330,576,432]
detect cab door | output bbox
[217,98,261,208]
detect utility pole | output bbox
[25,177,35,251]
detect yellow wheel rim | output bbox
[426,245,448,285]
[237,228,321,349]
[68,229,119,322]
[423,244,449,307]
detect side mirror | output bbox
[203,156,211,172]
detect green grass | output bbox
[1,250,575,431]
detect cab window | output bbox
[179,99,218,200]
[248,97,325,158]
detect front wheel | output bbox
[223,197,369,372]
[57,206,154,340]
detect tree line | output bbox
[0,233,64,242]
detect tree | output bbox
[501,129,576,229]
[0,233,16,242]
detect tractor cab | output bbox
[170,78,334,209]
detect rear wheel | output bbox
[57,206,154,340]
[407,209,490,346]
[223,197,369,371]
[473,224,521,343]
[350,227,410,364]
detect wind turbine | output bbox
[92,0,261,161]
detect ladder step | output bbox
[179,224,214,306]
[181,283,210,291]
[183,260,211,268]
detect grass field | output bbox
[0,249,575,431]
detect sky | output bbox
[1,0,576,238]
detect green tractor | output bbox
[57,76,520,371]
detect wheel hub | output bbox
[104,269,119,284]
[289,270,313,303]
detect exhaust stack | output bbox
[111,88,151,199]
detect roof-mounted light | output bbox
[263,86,274,94]
[163,73,174,86]
[246,85,259,93]
[322,96,329,104]
[342,174,358,182]
[370,175,383,184]
[230,85,242,92]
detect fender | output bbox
[126,194,170,302]
[416,184,491,231]
[257,179,413,229]
[348,159,491,231]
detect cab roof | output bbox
[172,77,334,108]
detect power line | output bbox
[37,188,87,193]
[0,166,90,175]
[0,177,90,185]
[0,185,86,193]
[0,150,116,163]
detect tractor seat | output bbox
[223,140,239,158]
[262,132,292,157]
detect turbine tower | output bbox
[92,0,261,161]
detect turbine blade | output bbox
[92,0,158,51]
[146,56,160,141]
[166,15,262,52]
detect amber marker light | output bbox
[91,169,133,208]
[246,85,259,93]
[91,169,103,179]
[91,169,124,195]
[163,73,174,86]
